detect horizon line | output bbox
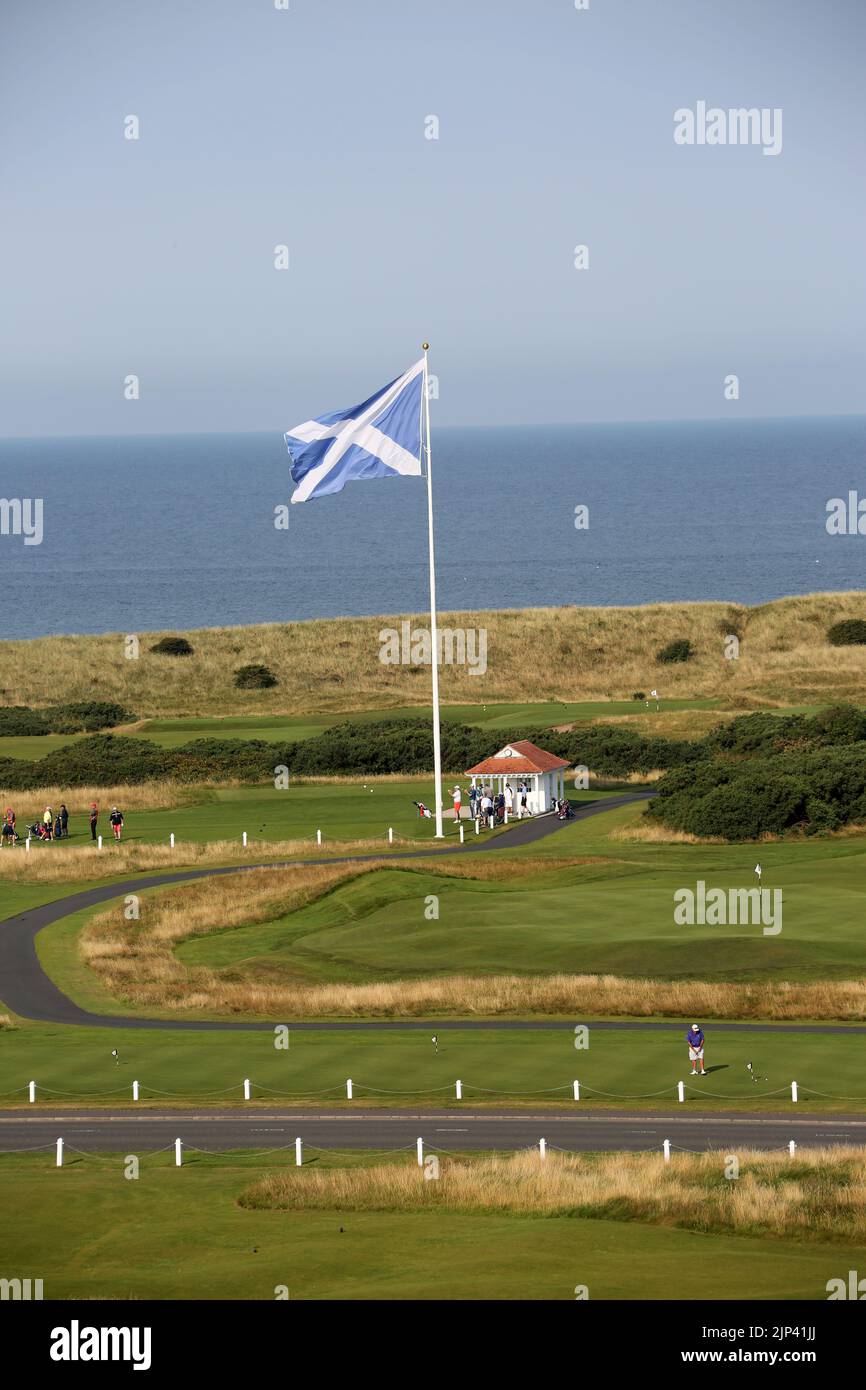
[2,410,865,445]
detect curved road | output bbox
[1,789,863,1037]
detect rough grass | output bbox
[0,782,200,815]
[0,835,417,884]
[239,1146,866,1241]
[81,858,866,1020]
[3,592,866,714]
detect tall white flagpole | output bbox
[422,342,444,838]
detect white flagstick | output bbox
[422,343,444,838]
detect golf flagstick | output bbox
[422,343,444,839]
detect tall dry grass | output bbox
[80,857,866,1020]
[0,835,418,884]
[0,782,200,817]
[240,1147,866,1241]
[2,592,866,714]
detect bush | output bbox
[632,692,646,702]
[0,706,49,737]
[234,664,278,690]
[150,637,194,656]
[0,702,134,737]
[657,638,693,664]
[49,701,133,733]
[649,744,866,840]
[828,619,866,647]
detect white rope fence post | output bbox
[573,1080,580,1101]
[459,823,464,843]
[388,827,393,844]
[242,831,247,847]
[539,1137,547,1160]
[175,1138,183,1167]
[169,833,175,848]
[295,1137,303,1167]
[243,1078,251,1101]
[346,1078,353,1100]
[28,1081,35,1103]
[791,1081,798,1103]
[663,1139,671,1162]
[474,819,480,835]
[789,1140,797,1158]
[97,834,103,849]
[317,829,322,846]
[416,1137,424,1167]
[455,1079,462,1100]
[25,836,30,852]
[132,1080,139,1101]
[677,1080,685,1102]
[56,1138,64,1167]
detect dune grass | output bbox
[2,592,866,715]
[240,1146,866,1242]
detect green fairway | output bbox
[0,1021,862,1111]
[0,1150,859,1300]
[2,779,481,849]
[163,803,866,986]
[0,697,723,760]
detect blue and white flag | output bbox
[285,358,425,503]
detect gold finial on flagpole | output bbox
[422,342,429,350]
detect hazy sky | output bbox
[1,0,864,435]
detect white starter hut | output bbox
[465,740,570,816]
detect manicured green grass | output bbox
[167,803,866,985]
[0,1022,862,1111]
[0,697,723,760]
[0,1150,859,1299]
[1,779,483,849]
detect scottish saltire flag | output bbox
[285,358,425,503]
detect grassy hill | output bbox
[2,591,866,717]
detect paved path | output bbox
[0,792,651,1029]
[3,789,863,1038]
[1,1105,862,1152]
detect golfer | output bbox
[686,1022,706,1076]
[109,806,124,842]
[452,785,462,822]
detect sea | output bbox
[2,415,865,640]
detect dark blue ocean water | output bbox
[1,416,865,640]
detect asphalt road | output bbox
[1,1106,863,1153]
[0,793,661,1031]
[2,787,863,1039]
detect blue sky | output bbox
[1,0,863,435]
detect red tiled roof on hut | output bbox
[465,740,570,776]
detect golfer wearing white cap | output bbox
[686,1023,706,1076]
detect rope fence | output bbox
[9,1076,865,1104]
[0,1132,834,1168]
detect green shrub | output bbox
[0,706,50,737]
[234,664,278,690]
[649,744,866,840]
[657,638,693,664]
[828,619,866,647]
[150,637,194,656]
[0,702,134,737]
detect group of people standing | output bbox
[452,782,532,826]
[1,804,69,844]
[0,803,125,845]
